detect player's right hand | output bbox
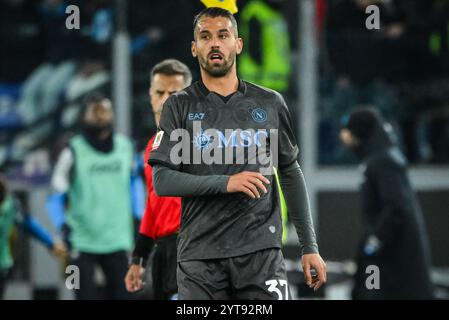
[227,171,270,198]
[302,253,327,291]
[125,264,145,293]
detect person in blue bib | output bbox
[48,94,141,299]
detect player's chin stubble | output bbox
[199,54,236,78]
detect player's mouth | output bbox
[209,52,224,63]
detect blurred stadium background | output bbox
[0,0,448,299]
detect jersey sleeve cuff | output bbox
[301,244,319,256]
[132,233,155,263]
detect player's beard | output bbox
[198,51,236,78]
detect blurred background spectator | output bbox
[238,0,291,94]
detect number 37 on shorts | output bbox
[265,279,290,300]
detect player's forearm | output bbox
[152,164,229,197]
[279,161,319,256]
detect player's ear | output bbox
[236,37,243,55]
[191,41,197,58]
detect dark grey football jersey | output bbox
[149,79,299,262]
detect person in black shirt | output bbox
[148,7,326,300]
[340,108,434,299]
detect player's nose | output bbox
[210,36,221,48]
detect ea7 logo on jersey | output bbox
[152,131,164,150]
[188,112,205,121]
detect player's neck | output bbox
[201,68,239,97]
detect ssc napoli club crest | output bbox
[251,108,267,123]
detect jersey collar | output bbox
[198,77,246,97]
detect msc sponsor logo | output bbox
[169,121,278,175]
[216,129,268,148]
[193,128,269,150]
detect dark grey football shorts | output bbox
[177,248,291,300]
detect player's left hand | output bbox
[301,253,327,291]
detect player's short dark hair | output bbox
[193,7,238,39]
[150,59,192,87]
[0,174,7,205]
